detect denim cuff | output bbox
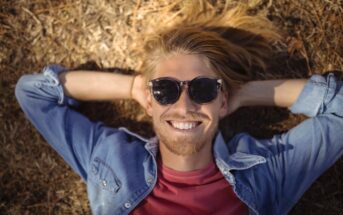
[42,64,80,107]
[289,73,337,117]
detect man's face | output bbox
[146,54,228,156]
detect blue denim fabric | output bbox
[15,65,343,215]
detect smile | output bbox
[167,121,202,130]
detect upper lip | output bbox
[166,120,202,125]
[166,120,201,122]
[166,120,202,124]
[164,118,203,122]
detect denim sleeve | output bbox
[266,73,343,213]
[15,65,105,181]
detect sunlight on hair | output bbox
[137,0,282,94]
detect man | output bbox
[15,6,342,215]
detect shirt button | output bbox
[102,180,107,187]
[147,177,153,184]
[124,202,131,208]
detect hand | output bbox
[131,75,148,109]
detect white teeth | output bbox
[170,121,198,130]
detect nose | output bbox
[172,85,198,114]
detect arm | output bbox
[227,78,307,114]
[58,69,147,107]
[59,70,133,101]
[232,74,343,213]
[15,65,146,181]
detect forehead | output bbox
[153,54,217,80]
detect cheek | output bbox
[202,105,223,129]
[201,103,221,119]
[151,104,166,121]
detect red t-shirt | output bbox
[131,160,248,215]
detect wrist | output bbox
[130,75,136,99]
[235,82,253,107]
[131,75,144,101]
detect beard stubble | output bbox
[153,111,218,156]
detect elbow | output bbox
[15,75,29,103]
[15,75,27,103]
[15,74,38,105]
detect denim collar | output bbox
[213,132,266,171]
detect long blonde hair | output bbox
[140,1,281,92]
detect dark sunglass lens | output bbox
[189,78,218,103]
[152,79,179,105]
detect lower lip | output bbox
[166,121,201,132]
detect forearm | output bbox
[238,79,308,108]
[58,71,134,101]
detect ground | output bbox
[0,0,342,214]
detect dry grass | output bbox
[0,0,342,214]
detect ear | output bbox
[145,88,153,117]
[219,91,228,119]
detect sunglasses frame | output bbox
[148,76,223,105]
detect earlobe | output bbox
[219,92,228,118]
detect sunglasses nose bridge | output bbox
[174,80,197,109]
[177,80,191,97]
[178,80,189,89]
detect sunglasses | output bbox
[148,76,223,105]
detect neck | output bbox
[158,141,214,172]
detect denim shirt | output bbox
[15,65,343,215]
